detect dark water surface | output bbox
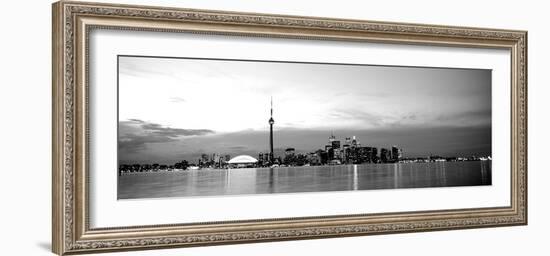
[118,161,491,199]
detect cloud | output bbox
[119,133,174,153]
[435,109,491,126]
[119,119,214,153]
[328,109,385,126]
[128,118,144,123]
[169,97,186,103]
[140,123,213,137]
[226,145,249,150]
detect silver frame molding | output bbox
[52,1,527,255]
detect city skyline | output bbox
[118,55,491,164]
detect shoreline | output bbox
[119,160,492,176]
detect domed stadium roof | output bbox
[227,155,258,164]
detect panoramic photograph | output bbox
[117,55,492,199]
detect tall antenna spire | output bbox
[268,96,275,163]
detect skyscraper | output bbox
[268,97,275,162]
[391,146,401,162]
[329,132,341,160]
[372,147,378,163]
[258,152,264,166]
[380,148,390,163]
[343,138,351,164]
[330,133,341,150]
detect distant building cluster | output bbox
[256,134,402,167]
[118,153,231,174]
[118,99,490,175]
[118,148,491,174]
[118,133,405,174]
[198,153,231,168]
[400,155,492,163]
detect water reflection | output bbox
[118,161,492,199]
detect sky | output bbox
[118,55,491,164]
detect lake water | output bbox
[118,161,491,199]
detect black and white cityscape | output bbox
[117,56,492,199]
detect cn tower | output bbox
[268,97,275,162]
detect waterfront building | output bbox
[331,140,341,150]
[398,148,403,160]
[307,152,321,165]
[285,148,296,156]
[316,149,328,164]
[327,147,335,161]
[380,148,391,163]
[357,147,368,163]
[326,133,341,160]
[227,155,258,168]
[212,153,222,167]
[258,152,264,166]
[343,137,351,163]
[345,136,358,163]
[391,146,402,162]
[324,141,333,160]
[174,160,189,170]
[351,136,357,147]
[372,147,379,163]
[275,156,283,165]
[333,148,341,160]
[199,153,209,167]
[142,164,152,171]
[342,145,350,163]
[339,149,346,162]
[358,146,379,163]
[132,164,141,172]
[283,148,297,166]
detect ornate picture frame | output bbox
[52,1,527,255]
